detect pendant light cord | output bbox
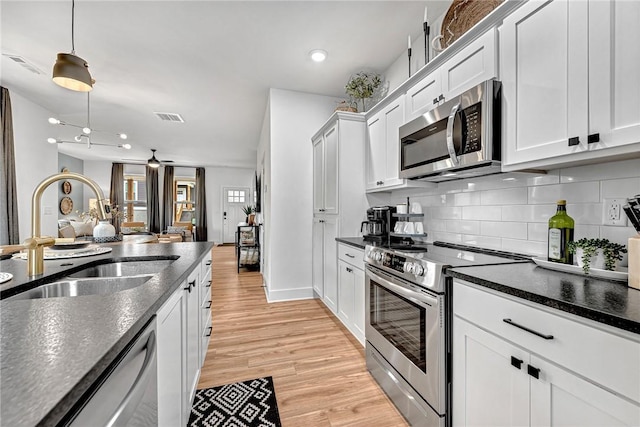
[71,0,76,54]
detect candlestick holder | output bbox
[408,48,412,77]
[423,22,430,64]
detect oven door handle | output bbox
[446,102,461,167]
[366,268,438,307]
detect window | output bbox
[174,179,196,223]
[227,190,246,204]
[124,175,147,224]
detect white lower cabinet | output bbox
[156,254,213,427]
[453,280,640,427]
[336,244,365,345]
[156,285,186,427]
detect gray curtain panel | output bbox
[162,165,174,232]
[146,166,160,233]
[109,163,124,234]
[195,167,207,242]
[1,86,19,245]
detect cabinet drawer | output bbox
[338,244,364,270]
[201,253,212,277]
[454,280,640,403]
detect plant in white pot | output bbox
[568,238,627,274]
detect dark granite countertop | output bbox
[0,242,214,427]
[335,237,368,250]
[448,262,640,335]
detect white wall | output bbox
[262,88,342,301]
[204,166,255,244]
[11,90,58,241]
[257,99,271,286]
[388,158,640,264]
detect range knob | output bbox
[413,264,425,277]
[403,262,414,274]
[372,251,383,262]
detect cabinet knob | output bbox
[588,133,600,144]
[510,356,523,370]
[568,136,581,146]
[527,365,540,379]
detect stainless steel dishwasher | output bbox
[67,318,158,427]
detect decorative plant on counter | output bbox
[76,204,124,225]
[241,205,254,216]
[344,71,383,112]
[568,238,627,274]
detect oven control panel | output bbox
[365,246,439,290]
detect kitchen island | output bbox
[0,241,214,426]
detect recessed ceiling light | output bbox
[310,49,327,63]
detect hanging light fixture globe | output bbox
[148,149,161,168]
[52,0,93,92]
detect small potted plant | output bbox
[344,71,383,113]
[568,238,627,274]
[242,205,255,225]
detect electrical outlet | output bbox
[603,198,628,226]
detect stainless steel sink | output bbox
[67,259,175,278]
[7,275,154,300]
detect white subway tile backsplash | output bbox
[560,158,640,183]
[528,181,600,204]
[601,178,640,199]
[481,221,527,239]
[385,159,640,256]
[502,238,546,257]
[527,223,548,242]
[430,207,462,220]
[480,187,527,205]
[567,203,602,225]
[461,206,501,221]
[462,235,502,249]
[446,220,480,234]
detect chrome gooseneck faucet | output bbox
[26,172,109,276]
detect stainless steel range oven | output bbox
[364,243,531,426]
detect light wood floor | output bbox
[198,245,408,426]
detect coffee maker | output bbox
[361,206,397,242]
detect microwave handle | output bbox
[446,102,461,166]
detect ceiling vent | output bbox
[154,112,185,123]
[3,54,43,75]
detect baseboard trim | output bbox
[264,286,315,303]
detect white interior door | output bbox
[223,187,250,244]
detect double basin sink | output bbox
[6,259,176,301]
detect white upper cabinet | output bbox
[502,0,640,171]
[588,0,640,152]
[313,123,339,215]
[405,29,498,122]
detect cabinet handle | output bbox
[184,283,192,293]
[206,260,212,266]
[319,208,325,212]
[568,136,580,146]
[510,356,523,370]
[346,267,353,273]
[433,98,438,105]
[345,253,355,258]
[527,365,540,379]
[438,94,445,101]
[203,300,212,309]
[503,318,554,340]
[206,327,212,337]
[206,280,212,288]
[588,133,600,144]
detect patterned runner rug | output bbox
[188,376,282,427]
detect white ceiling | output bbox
[1,0,450,169]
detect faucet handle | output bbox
[24,236,56,249]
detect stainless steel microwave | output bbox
[399,79,501,182]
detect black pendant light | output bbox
[148,149,161,168]
[52,0,93,92]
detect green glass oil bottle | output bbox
[548,200,575,264]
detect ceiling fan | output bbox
[124,149,174,168]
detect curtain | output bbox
[146,166,160,233]
[109,163,124,234]
[1,87,19,245]
[161,165,174,232]
[195,167,208,241]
